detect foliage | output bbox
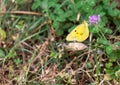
[32,0,120,35]
[0,0,120,85]
[32,0,120,84]
[0,28,6,40]
[32,0,120,82]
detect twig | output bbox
[99,79,105,85]
[0,11,43,16]
[80,33,93,69]
[56,49,95,77]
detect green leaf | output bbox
[106,45,113,55]
[54,9,66,22]
[102,0,110,6]
[105,68,114,74]
[0,49,5,58]
[56,17,66,22]
[54,8,64,15]
[68,26,75,32]
[68,14,77,21]
[103,28,113,34]
[97,38,109,45]
[111,1,118,8]
[82,5,92,13]
[89,26,99,33]
[100,12,106,16]
[113,19,120,29]
[114,41,120,47]
[0,28,6,40]
[56,29,64,36]
[53,21,59,29]
[85,62,92,69]
[88,0,96,6]
[64,11,73,17]
[115,69,120,77]
[15,20,24,29]
[105,62,112,68]
[7,50,17,58]
[75,1,83,9]
[63,23,72,30]
[108,9,119,16]
[41,0,48,10]
[50,51,58,58]
[108,54,117,62]
[93,6,103,14]
[105,69,115,80]
[32,0,41,10]
[48,0,58,8]
[49,13,56,20]
[14,58,22,65]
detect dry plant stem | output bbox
[110,35,120,40]
[0,11,43,16]
[76,12,81,22]
[32,40,49,64]
[99,79,105,85]
[28,63,59,82]
[80,33,93,69]
[88,33,92,58]
[25,21,50,72]
[2,77,12,85]
[79,69,94,82]
[21,41,35,50]
[20,41,49,84]
[56,49,95,77]
[31,20,51,34]
[24,20,50,65]
[106,81,113,85]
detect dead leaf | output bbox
[64,42,88,51]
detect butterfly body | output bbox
[66,21,89,42]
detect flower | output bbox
[89,15,100,24]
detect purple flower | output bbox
[89,15,100,24]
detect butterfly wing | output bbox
[66,21,89,42]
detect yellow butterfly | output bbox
[66,21,89,42]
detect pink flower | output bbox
[89,15,100,24]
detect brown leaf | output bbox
[64,42,88,51]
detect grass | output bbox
[0,0,120,85]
